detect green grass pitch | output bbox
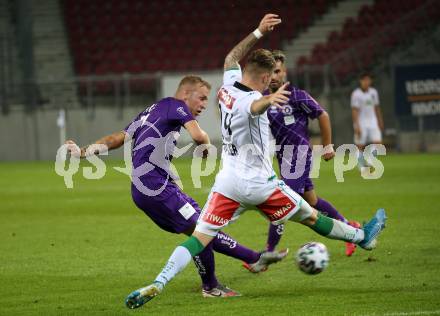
[1,154,440,315]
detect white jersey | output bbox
[351,87,380,128]
[216,67,275,183]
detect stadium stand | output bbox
[284,0,373,69]
[297,0,440,82]
[63,0,338,76]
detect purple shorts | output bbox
[278,154,314,196]
[131,176,201,234]
[282,176,314,196]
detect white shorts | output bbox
[195,173,311,236]
[355,126,382,145]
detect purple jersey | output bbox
[124,97,194,179]
[126,97,201,234]
[267,85,323,149]
[267,85,323,193]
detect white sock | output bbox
[328,220,364,243]
[154,246,192,287]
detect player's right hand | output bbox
[258,14,282,34]
[65,140,82,158]
[269,82,291,108]
[322,145,335,161]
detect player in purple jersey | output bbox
[65,75,287,298]
[257,50,361,258]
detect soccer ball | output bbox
[296,242,329,275]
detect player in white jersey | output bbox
[213,60,283,206]
[124,14,387,309]
[351,73,384,169]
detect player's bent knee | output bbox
[288,199,316,224]
[301,210,318,226]
[304,190,318,207]
[192,230,215,247]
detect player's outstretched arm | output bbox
[250,82,291,115]
[184,120,210,145]
[317,111,335,161]
[224,13,281,71]
[65,130,126,158]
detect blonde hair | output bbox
[178,75,211,90]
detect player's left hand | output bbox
[269,82,291,108]
[258,14,282,34]
[322,145,335,161]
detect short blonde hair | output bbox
[178,75,211,90]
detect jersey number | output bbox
[220,108,237,156]
[140,104,157,126]
[223,112,233,136]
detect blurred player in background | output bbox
[124,14,387,309]
[65,75,287,299]
[248,50,361,259]
[351,73,384,171]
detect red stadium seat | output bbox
[63,0,336,79]
[302,0,433,83]
[66,0,435,92]
[296,56,309,67]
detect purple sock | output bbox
[266,223,284,251]
[193,242,218,290]
[212,232,260,264]
[314,197,347,223]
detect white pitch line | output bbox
[358,310,440,316]
[386,312,440,316]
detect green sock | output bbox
[309,213,364,242]
[310,213,334,236]
[180,236,205,256]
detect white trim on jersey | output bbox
[223,64,242,86]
